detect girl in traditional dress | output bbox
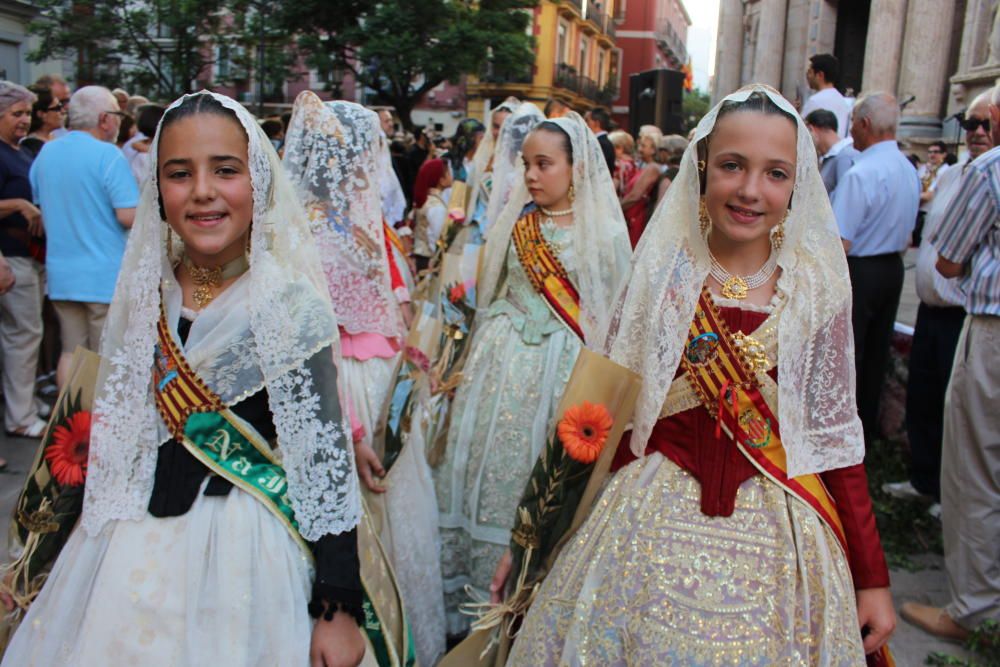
[1,92,373,666]
[282,93,407,491]
[283,93,442,667]
[435,112,631,635]
[466,98,519,232]
[506,85,896,666]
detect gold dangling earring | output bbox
[245,228,252,257]
[568,182,576,204]
[698,197,711,236]
[771,210,787,250]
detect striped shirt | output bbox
[929,145,1000,316]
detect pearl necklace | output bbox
[709,251,778,300]
[539,205,573,227]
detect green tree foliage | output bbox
[682,88,711,132]
[28,0,229,99]
[284,0,538,129]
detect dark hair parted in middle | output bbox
[531,121,574,164]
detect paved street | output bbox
[0,251,975,665]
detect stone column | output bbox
[712,0,744,102]
[897,0,959,138]
[861,0,908,93]
[781,0,812,104]
[752,0,790,88]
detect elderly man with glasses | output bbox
[28,86,138,389]
[884,89,995,518]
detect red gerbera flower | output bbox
[44,411,92,487]
[449,283,466,303]
[557,401,613,464]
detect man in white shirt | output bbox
[884,89,993,508]
[801,54,851,138]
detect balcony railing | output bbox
[655,18,687,64]
[554,63,611,104]
[582,0,615,37]
[554,62,580,92]
[478,63,533,86]
[595,83,619,106]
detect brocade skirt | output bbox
[507,452,866,666]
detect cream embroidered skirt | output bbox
[507,452,866,666]
[2,486,376,667]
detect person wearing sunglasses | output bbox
[915,140,952,245]
[20,87,66,160]
[885,89,994,558]
[901,84,1000,643]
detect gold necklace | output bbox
[709,251,777,300]
[182,254,250,308]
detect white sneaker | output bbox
[881,481,934,502]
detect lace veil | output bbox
[483,102,546,237]
[479,111,632,347]
[82,91,361,541]
[283,92,403,338]
[468,97,520,219]
[606,84,864,476]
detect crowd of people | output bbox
[0,49,994,667]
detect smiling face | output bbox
[704,110,797,255]
[158,113,254,267]
[0,101,32,145]
[522,127,573,210]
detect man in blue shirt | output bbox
[831,92,920,446]
[30,85,139,387]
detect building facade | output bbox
[467,0,619,120]
[0,1,69,87]
[610,0,690,129]
[713,0,967,144]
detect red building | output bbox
[611,0,690,129]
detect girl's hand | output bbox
[353,441,386,494]
[857,587,896,654]
[490,548,513,604]
[310,610,366,667]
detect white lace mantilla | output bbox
[283,92,403,339]
[606,84,865,476]
[478,111,632,348]
[83,91,361,541]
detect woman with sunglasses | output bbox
[20,87,65,160]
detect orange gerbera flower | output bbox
[558,401,613,464]
[44,411,91,487]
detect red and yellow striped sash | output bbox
[152,307,224,439]
[680,288,848,554]
[510,211,583,341]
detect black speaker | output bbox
[628,68,684,136]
